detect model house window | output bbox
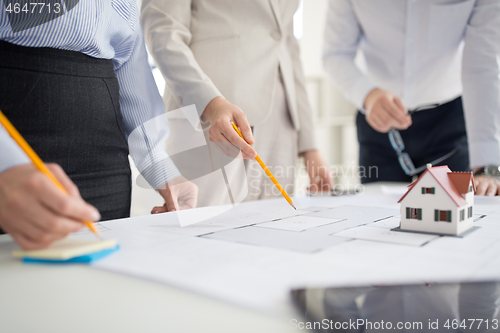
[421,187,435,194]
[468,206,473,218]
[460,209,465,221]
[406,207,422,220]
[469,185,473,192]
[434,210,451,222]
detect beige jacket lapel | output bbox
[268,0,283,32]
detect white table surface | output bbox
[1,182,497,333]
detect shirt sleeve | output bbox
[115,25,181,189]
[0,126,30,174]
[286,16,316,153]
[322,0,377,111]
[461,0,500,168]
[140,0,223,129]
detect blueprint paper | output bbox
[254,216,343,232]
[370,217,402,229]
[306,205,398,223]
[202,225,349,253]
[62,195,500,316]
[334,226,438,246]
[301,206,333,212]
[381,185,409,196]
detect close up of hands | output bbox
[473,174,500,197]
[152,176,199,214]
[0,163,100,250]
[364,88,412,133]
[304,150,334,194]
[203,97,257,159]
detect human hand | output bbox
[152,176,199,213]
[474,175,500,196]
[304,150,334,193]
[364,88,412,133]
[203,97,257,159]
[0,164,101,250]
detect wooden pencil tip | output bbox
[291,203,296,210]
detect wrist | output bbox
[474,166,500,179]
[202,96,225,123]
[301,149,318,158]
[363,88,383,111]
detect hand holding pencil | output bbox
[231,122,296,210]
[0,110,101,250]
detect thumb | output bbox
[159,186,179,212]
[151,205,168,214]
[393,96,407,113]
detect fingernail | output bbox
[91,209,101,221]
[169,209,176,212]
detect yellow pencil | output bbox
[231,122,296,210]
[0,110,102,239]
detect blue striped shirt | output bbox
[0,0,180,189]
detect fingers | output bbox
[365,89,411,133]
[177,181,198,210]
[382,98,411,129]
[151,205,168,214]
[202,97,257,159]
[486,184,498,197]
[305,150,334,194]
[220,119,257,158]
[319,168,334,188]
[233,112,255,145]
[158,186,180,212]
[474,176,500,197]
[37,175,101,222]
[154,178,198,214]
[393,97,406,113]
[475,176,495,196]
[211,139,242,159]
[24,201,84,236]
[11,233,48,251]
[0,164,93,250]
[46,163,81,198]
[366,108,392,133]
[5,202,83,249]
[366,114,390,133]
[475,181,487,196]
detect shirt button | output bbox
[270,30,282,41]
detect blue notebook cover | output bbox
[22,245,120,264]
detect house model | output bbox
[397,164,475,236]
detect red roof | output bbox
[398,166,474,206]
[447,172,476,194]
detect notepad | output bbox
[12,238,119,263]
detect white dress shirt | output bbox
[323,0,500,168]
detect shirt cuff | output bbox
[298,129,317,154]
[139,153,182,190]
[179,83,222,130]
[351,77,378,113]
[469,140,500,169]
[0,130,31,174]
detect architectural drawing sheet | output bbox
[75,190,500,315]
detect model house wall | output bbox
[399,166,474,235]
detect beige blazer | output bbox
[141,0,315,152]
